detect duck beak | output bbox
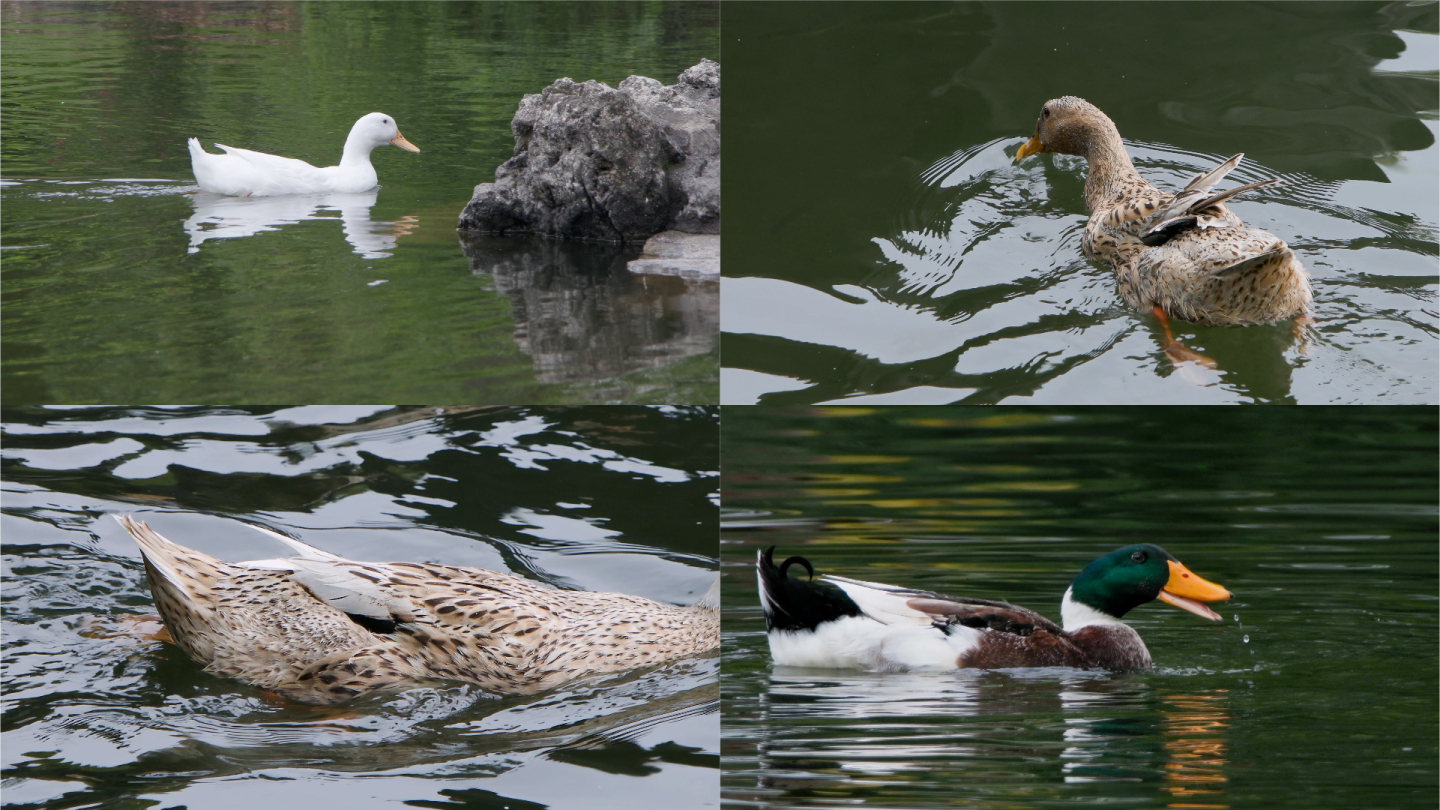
[1014,134,1046,162]
[391,132,420,153]
[1157,559,1230,621]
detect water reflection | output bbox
[734,663,1236,808]
[1160,691,1231,809]
[721,406,1436,808]
[855,135,1415,397]
[2,405,719,808]
[459,233,719,385]
[185,190,418,258]
[718,2,1437,406]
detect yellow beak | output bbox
[1014,135,1046,162]
[1157,558,1231,621]
[390,132,420,153]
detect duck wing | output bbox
[1213,242,1294,277]
[189,142,327,196]
[213,143,325,177]
[1140,153,1282,246]
[822,574,1063,638]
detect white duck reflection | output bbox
[185,190,418,259]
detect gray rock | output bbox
[458,59,720,242]
[627,231,720,279]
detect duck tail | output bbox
[756,546,863,632]
[116,515,236,664]
[692,578,720,611]
[116,515,232,602]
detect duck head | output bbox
[1014,96,1117,162]
[350,112,420,154]
[1068,543,1230,621]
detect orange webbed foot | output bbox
[1290,313,1315,356]
[1152,305,1217,369]
[78,613,174,643]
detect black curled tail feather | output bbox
[756,546,863,632]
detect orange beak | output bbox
[1157,558,1230,620]
[390,131,420,153]
[1014,134,1046,162]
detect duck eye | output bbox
[1042,107,1050,118]
[1130,550,1147,563]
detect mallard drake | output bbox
[119,516,718,704]
[1014,97,1311,355]
[189,112,419,197]
[757,544,1229,671]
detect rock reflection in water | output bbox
[185,190,419,258]
[459,232,718,385]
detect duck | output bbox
[118,516,719,704]
[188,112,420,197]
[757,543,1229,671]
[1014,97,1312,360]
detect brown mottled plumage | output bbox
[1015,96,1312,328]
[119,516,719,705]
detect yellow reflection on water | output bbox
[1161,690,1231,809]
[793,473,905,484]
[899,414,1074,428]
[808,407,876,417]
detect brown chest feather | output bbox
[960,623,1152,671]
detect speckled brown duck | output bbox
[1015,97,1312,357]
[757,544,1229,671]
[119,516,719,704]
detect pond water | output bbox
[720,406,1438,809]
[1,2,720,404]
[720,1,1438,405]
[1,405,719,809]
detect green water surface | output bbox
[1,2,720,404]
[721,1,1438,405]
[720,406,1438,809]
[2,405,719,809]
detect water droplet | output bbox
[1242,634,1249,643]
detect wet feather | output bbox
[119,516,718,704]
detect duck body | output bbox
[757,544,1229,672]
[119,516,718,704]
[188,112,419,197]
[1015,97,1311,326]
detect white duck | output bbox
[188,112,419,197]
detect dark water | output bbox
[1,405,719,809]
[1,2,720,404]
[720,406,1438,808]
[720,1,1438,405]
